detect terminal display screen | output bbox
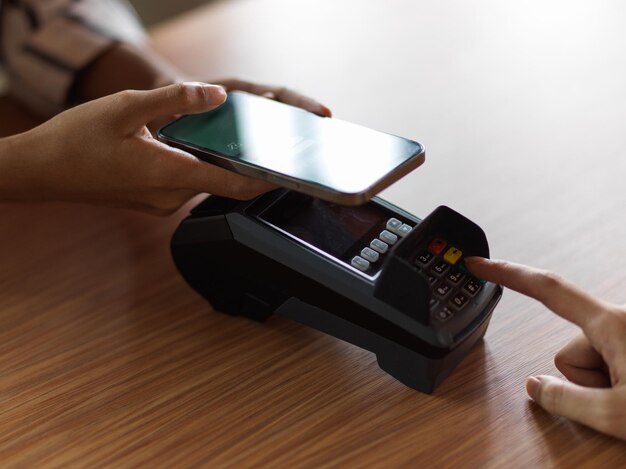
[260,192,388,260]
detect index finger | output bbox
[465,257,611,330]
[218,79,332,117]
[273,86,333,117]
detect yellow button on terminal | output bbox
[444,247,463,265]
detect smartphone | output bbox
[158,91,425,205]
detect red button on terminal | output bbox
[427,238,447,255]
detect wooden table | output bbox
[2,0,626,465]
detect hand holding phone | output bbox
[0,83,274,214]
[158,91,425,205]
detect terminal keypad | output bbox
[351,217,414,274]
[413,237,485,323]
[349,217,487,324]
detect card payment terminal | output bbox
[171,189,502,393]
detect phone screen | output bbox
[159,91,423,195]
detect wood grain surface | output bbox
[2,0,626,466]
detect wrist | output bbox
[0,118,62,202]
[0,128,52,202]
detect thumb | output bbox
[526,375,614,435]
[122,82,226,130]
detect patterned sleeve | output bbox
[0,0,147,117]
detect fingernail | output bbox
[183,82,227,102]
[464,257,483,264]
[206,84,227,102]
[526,376,542,400]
